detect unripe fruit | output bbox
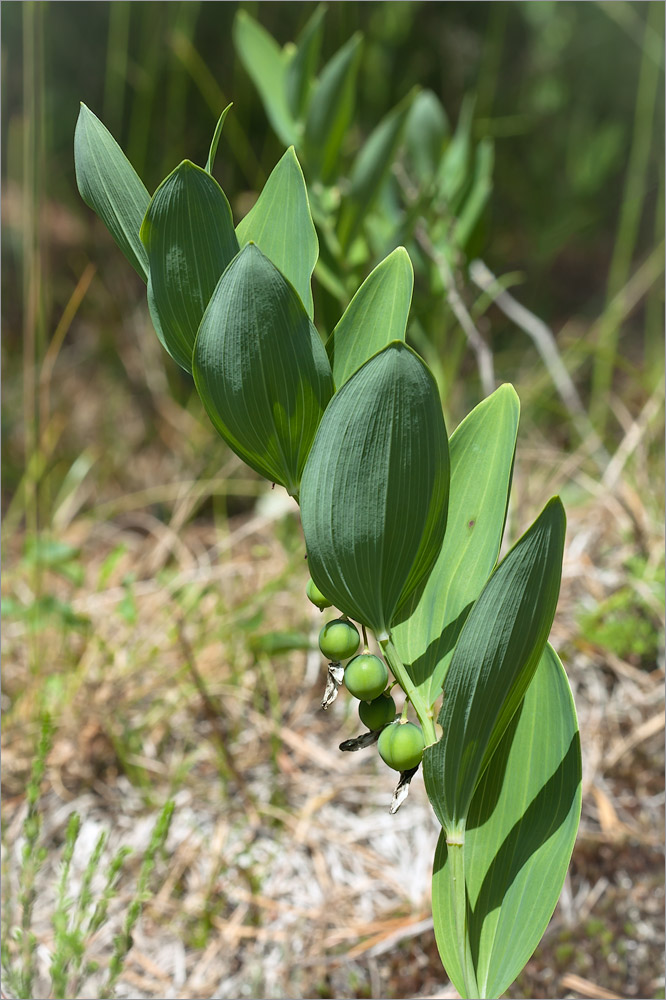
[344,653,389,701]
[359,693,396,730]
[377,721,425,771]
[306,578,332,610]
[318,618,360,660]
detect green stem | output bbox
[590,2,661,434]
[448,827,479,999]
[379,636,436,746]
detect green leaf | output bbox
[303,33,363,182]
[236,147,318,318]
[432,644,581,999]
[337,89,417,252]
[453,138,494,250]
[326,247,413,389]
[393,385,519,707]
[140,160,239,373]
[437,93,475,209]
[285,5,327,121]
[423,497,566,832]
[206,103,233,175]
[404,89,449,185]
[192,243,334,497]
[300,342,449,637]
[74,103,150,281]
[233,10,297,147]
[250,630,311,655]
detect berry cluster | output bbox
[309,581,425,773]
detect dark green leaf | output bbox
[206,103,233,175]
[423,497,566,832]
[193,244,334,496]
[140,160,239,373]
[236,147,318,318]
[338,89,417,252]
[304,33,362,182]
[285,5,327,121]
[393,385,519,707]
[232,11,297,147]
[300,342,449,636]
[326,247,413,388]
[432,644,581,999]
[74,104,150,281]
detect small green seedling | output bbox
[75,92,581,999]
[318,618,360,661]
[344,652,389,700]
[378,720,426,771]
[358,693,396,731]
[306,578,332,609]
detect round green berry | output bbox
[318,618,360,661]
[306,578,332,610]
[344,653,389,701]
[377,721,425,771]
[359,693,396,731]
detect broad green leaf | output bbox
[432,644,581,999]
[404,89,449,185]
[423,497,566,832]
[393,385,519,707]
[453,138,494,250]
[192,244,333,497]
[337,89,417,252]
[74,103,150,281]
[285,5,327,121]
[236,147,318,318]
[300,342,449,637]
[206,103,233,175]
[232,11,297,147]
[326,247,413,388]
[304,33,362,182]
[437,93,475,209]
[140,160,239,373]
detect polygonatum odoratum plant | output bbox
[75,99,581,999]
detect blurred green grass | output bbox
[2,0,663,754]
[2,2,663,499]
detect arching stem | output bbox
[379,636,436,746]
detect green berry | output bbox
[359,693,396,731]
[306,578,332,610]
[318,618,360,661]
[344,653,389,701]
[377,721,425,771]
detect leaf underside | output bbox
[431,644,581,999]
[393,384,519,707]
[326,246,414,389]
[236,147,318,318]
